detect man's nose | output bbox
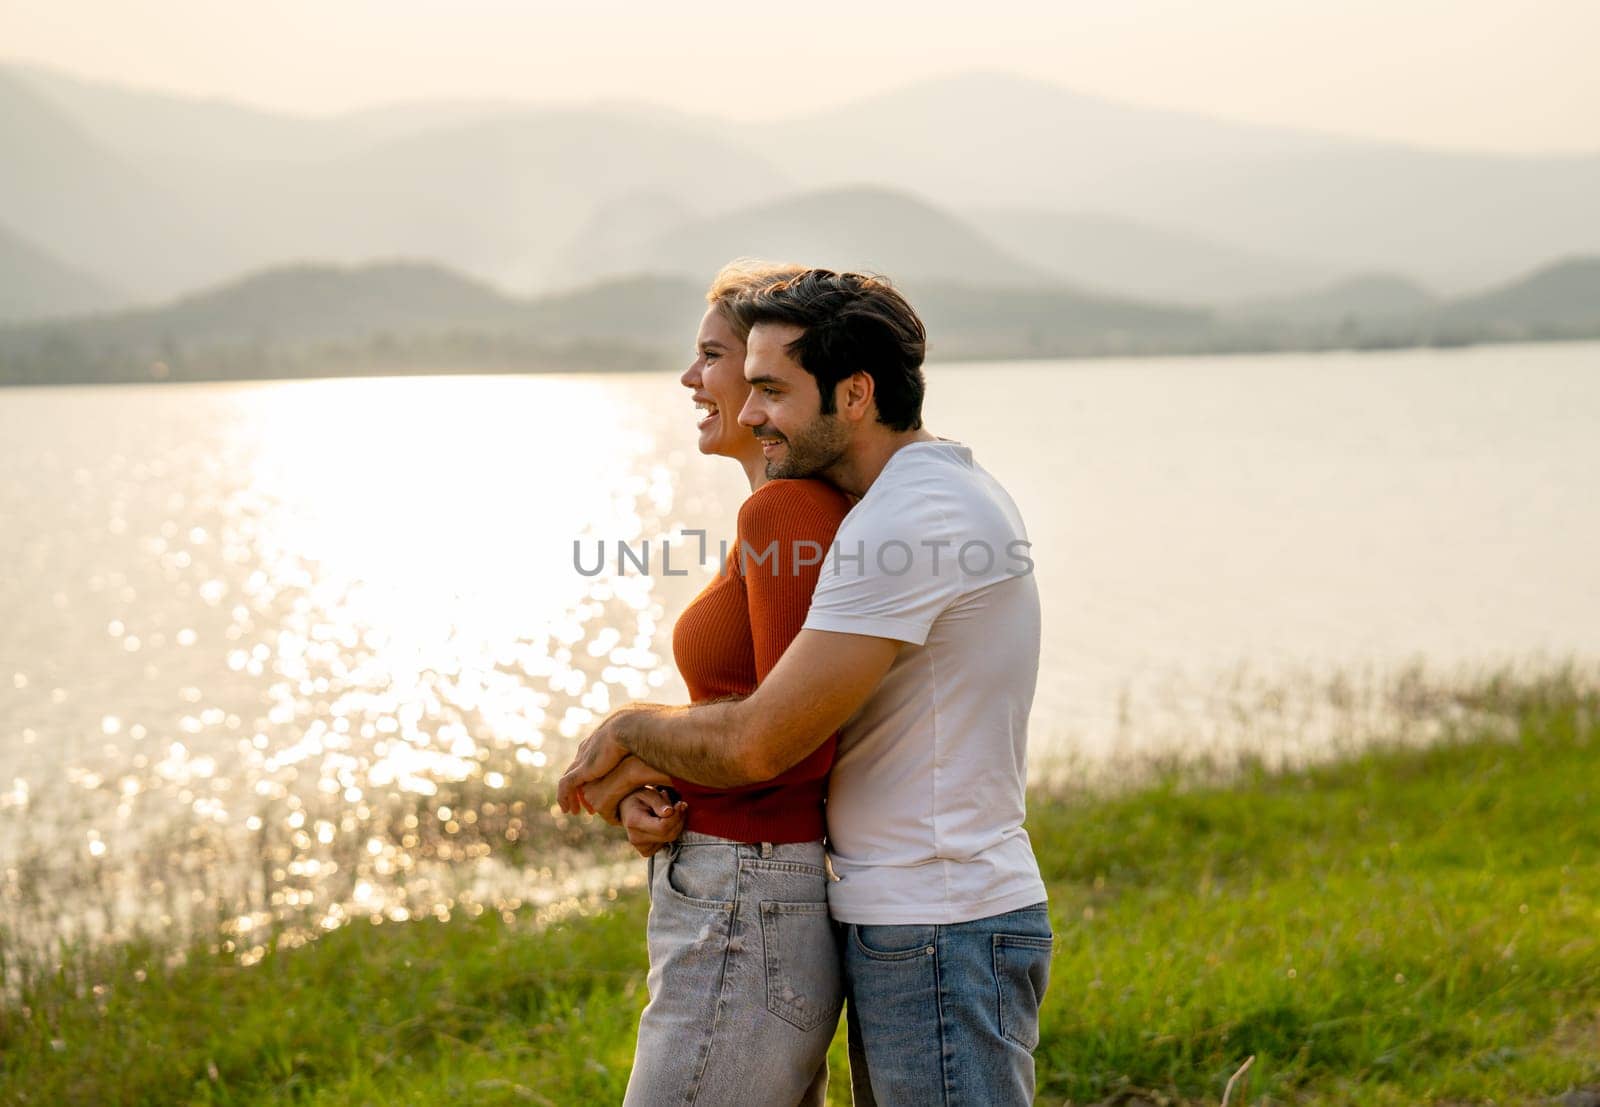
[737,392,762,427]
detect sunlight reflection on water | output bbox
[0,372,739,972]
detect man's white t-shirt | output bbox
[803,439,1046,925]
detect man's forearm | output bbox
[562,630,897,814]
[616,697,761,788]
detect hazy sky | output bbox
[3,0,1597,154]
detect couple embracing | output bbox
[558,263,1050,1106]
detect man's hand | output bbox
[581,755,674,825]
[620,787,688,858]
[556,705,662,814]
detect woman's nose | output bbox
[680,360,700,389]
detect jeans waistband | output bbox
[674,830,825,861]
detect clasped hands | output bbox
[557,706,686,858]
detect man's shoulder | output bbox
[851,444,1024,539]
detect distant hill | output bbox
[1202,256,1600,347]
[548,193,702,287]
[518,274,707,347]
[1243,257,1600,341]
[1441,257,1600,331]
[7,63,530,163]
[909,281,1209,359]
[558,186,1048,288]
[744,71,1600,290]
[967,208,1336,304]
[2,63,795,301]
[7,62,367,163]
[0,261,546,386]
[261,110,790,295]
[5,253,1597,388]
[0,222,121,322]
[0,259,1212,385]
[52,260,529,348]
[11,62,705,165]
[1227,273,1439,325]
[0,70,219,299]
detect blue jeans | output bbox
[840,903,1053,1106]
[624,832,842,1106]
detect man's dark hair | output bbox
[732,269,927,432]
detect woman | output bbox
[586,262,853,1106]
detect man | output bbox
[559,269,1051,1105]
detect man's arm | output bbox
[556,629,899,807]
[627,628,899,783]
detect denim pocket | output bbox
[760,901,842,1032]
[993,933,1054,1050]
[851,924,937,962]
[660,847,735,910]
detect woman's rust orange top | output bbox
[669,477,853,843]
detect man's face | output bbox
[739,322,851,480]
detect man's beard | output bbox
[758,414,850,480]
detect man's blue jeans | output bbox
[840,902,1053,1106]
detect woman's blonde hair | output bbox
[706,259,806,341]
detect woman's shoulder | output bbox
[737,478,853,535]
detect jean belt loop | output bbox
[760,841,773,859]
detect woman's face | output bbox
[680,306,758,459]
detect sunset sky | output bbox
[2,0,1597,154]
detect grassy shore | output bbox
[2,671,1596,1105]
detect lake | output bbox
[2,340,1598,961]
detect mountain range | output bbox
[5,61,1599,327]
[735,73,1600,291]
[4,253,1596,387]
[0,221,120,322]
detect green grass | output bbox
[2,672,1596,1105]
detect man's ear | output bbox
[838,371,875,423]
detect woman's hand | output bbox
[619,787,688,858]
[581,755,675,825]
